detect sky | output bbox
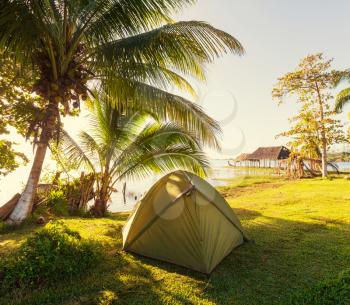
[176,0,350,156]
[1,0,350,200]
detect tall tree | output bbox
[0,0,244,223]
[0,55,44,136]
[0,55,38,177]
[0,140,28,177]
[59,97,208,216]
[272,53,347,177]
[276,102,346,162]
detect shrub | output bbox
[34,187,90,218]
[287,269,350,305]
[47,189,69,216]
[0,222,101,289]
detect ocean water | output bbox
[335,162,350,171]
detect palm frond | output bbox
[84,0,196,41]
[115,121,202,172]
[103,63,197,96]
[101,79,222,149]
[57,101,208,197]
[89,99,147,146]
[79,131,104,165]
[115,144,208,182]
[111,117,206,180]
[57,129,95,172]
[95,21,244,79]
[0,1,39,63]
[335,87,350,113]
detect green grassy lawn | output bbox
[1,176,350,305]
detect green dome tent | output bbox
[122,171,247,274]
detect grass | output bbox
[1,175,350,304]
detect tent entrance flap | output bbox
[124,184,195,249]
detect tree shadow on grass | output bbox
[1,246,169,305]
[115,209,350,305]
[2,211,350,305]
[200,214,350,305]
[1,218,203,305]
[104,223,123,248]
[99,211,350,305]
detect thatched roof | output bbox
[249,146,290,160]
[234,153,253,162]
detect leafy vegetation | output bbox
[45,190,69,216]
[0,3,348,304]
[0,176,349,304]
[273,53,348,177]
[0,140,28,177]
[328,151,350,162]
[34,173,95,217]
[0,55,36,176]
[0,0,244,223]
[0,55,45,138]
[0,222,101,290]
[58,98,208,216]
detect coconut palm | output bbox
[0,0,244,223]
[59,97,208,216]
[335,83,350,113]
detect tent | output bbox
[122,171,247,274]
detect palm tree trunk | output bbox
[7,102,58,224]
[91,198,108,217]
[92,187,110,216]
[7,143,48,223]
[91,171,110,216]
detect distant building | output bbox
[232,146,290,168]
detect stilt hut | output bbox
[232,153,253,167]
[248,146,290,168]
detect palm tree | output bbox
[59,97,208,216]
[335,80,350,113]
[0,0,244,223]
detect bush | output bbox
[287,269,350,305]
[46,189,69,216]
[0,222,101,289]
[34,187,89,219]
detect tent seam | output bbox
[124,184,195,249]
